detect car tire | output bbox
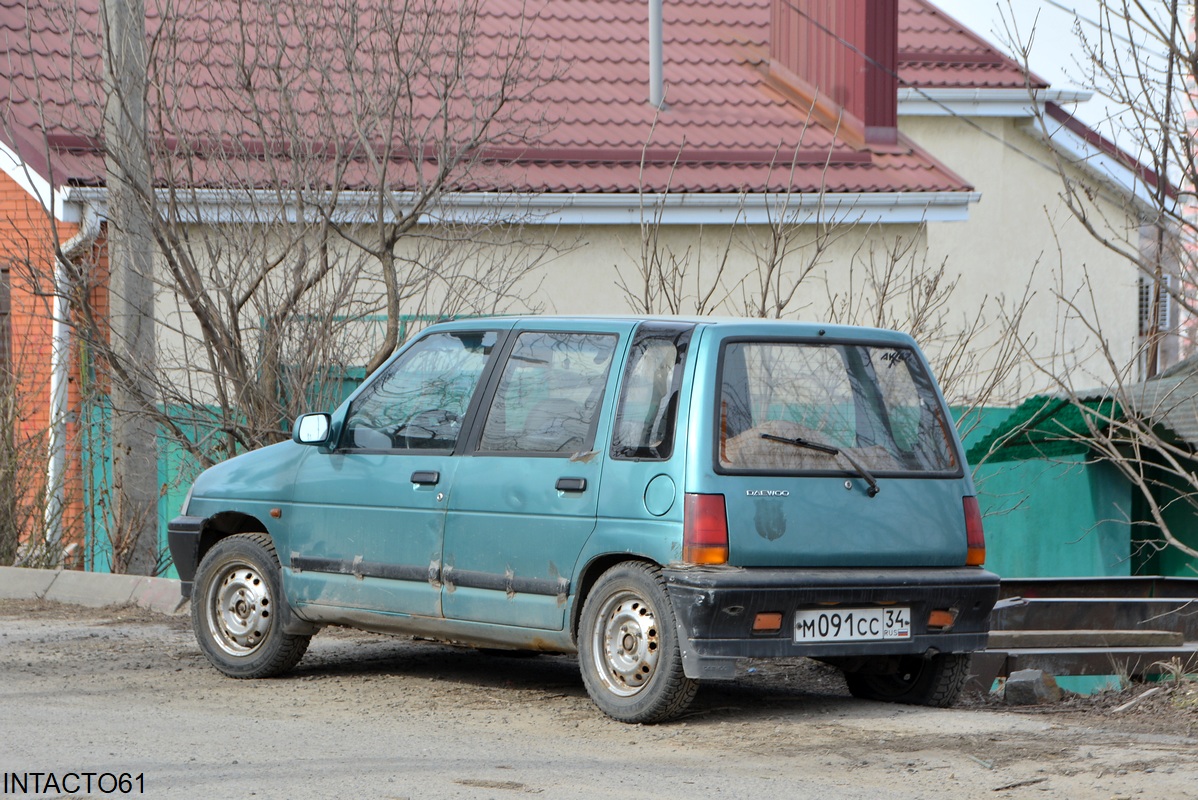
[191,532,310,678]
[577,562,699,723]
[844,652,972,707]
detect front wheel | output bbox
[844,653,972,707]
[577,562,698,723]
[191,533,310,678]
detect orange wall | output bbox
[0,169,85,555]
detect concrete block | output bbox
[0,566,61,599]
[130,576,188,615]
[1003,668,1062,705]
[0,566,186,614]
[43,570,139,608]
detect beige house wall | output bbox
[527,222,926,319]
[151,114,1144,411]
[899,114,1144,397]
[153,217,975,415]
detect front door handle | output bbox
[556,477,587,493]
[411,470,440,486]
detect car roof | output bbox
[425,315,916,344]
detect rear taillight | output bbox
[963,496,986,566]
[683,493,728,564]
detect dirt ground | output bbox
[1,598,1196,799]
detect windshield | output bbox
[717,341,959,475]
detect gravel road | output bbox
[1,599,1195,800]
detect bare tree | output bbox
[616,147,1034,426]
[2,0,562,571]
[969,1,1198,566]
[0,263,31,565]
[0,264,67,568]
[1008,1,1194,368]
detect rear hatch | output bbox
[697,331,970,568]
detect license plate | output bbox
[793,607,911,643]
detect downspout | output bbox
[45,202,101,561]
[649,0,664,108]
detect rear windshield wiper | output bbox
[759,433,880,498]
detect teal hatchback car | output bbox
[169,316,998,723]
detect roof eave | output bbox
[897,87,1093,118]
[456,191,980,225]
[65,187,980,226]
[1020,117,1176,216]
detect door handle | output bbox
[411,470,440,486]
[556,477,587,493]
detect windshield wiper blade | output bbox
[760,433,880,498]
[760,433,837,455]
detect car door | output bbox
[284,328,504,616]
[440,322,625,630]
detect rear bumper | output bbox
[663,565,1000,679]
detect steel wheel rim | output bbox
[590,589,661,697]
[206,560,273,657]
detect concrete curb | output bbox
[0,566,188,615]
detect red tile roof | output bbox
[898,0,1048,90]
[0,0,1038,198]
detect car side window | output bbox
[478,331,618,454]
[343,331,498,452]
[611,323,692,460]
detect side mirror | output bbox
[293,413,332,446]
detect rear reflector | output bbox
[753,612,783,632]
[927,608,958,630]
[963,496,986,566]
[684,493,729,564]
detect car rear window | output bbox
[717,341,959,474]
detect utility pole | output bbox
[101,0,159,574]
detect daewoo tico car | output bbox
[169,316,999,723]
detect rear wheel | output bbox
[577,562,698,723]
[844,653,971,707]
[192,533,310,678]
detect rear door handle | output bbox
[411,470,440,486]
[556,477,587,493]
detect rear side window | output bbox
[478,331,618,454]
[717,341,958,474]
[611,323,692,460]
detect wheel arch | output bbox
[194,523,318,638]
[570,553,661,644]
[197,511,274,569]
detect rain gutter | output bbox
[897,87,1093,118]
[66,187,979,226]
